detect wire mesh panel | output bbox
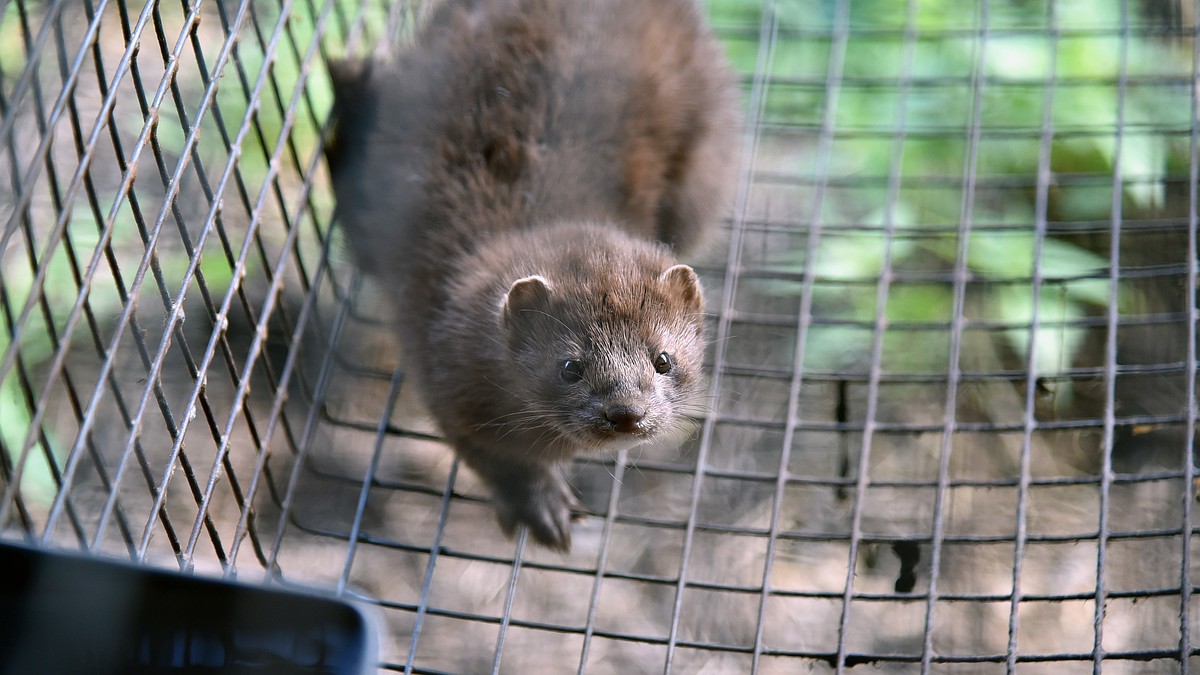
[1,0,1198,672]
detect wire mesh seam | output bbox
[920,0,992,667]
[662,2,781,671]
[1006,0,1061,666]
[1179,2,1200,670]
[1091,0,1135,664]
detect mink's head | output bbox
[497,259,708,453]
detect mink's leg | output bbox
[459,448,583,552]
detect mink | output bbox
[327,0,740,550]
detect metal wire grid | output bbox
[1,0,1199,672]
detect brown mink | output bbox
[326,0,740,550]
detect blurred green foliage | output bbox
[709,0,1191,389]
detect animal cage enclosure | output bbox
[1,0,1199,672]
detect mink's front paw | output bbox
[492,470,584,552]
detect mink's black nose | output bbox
[604,404,647,433]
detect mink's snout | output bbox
[603,403,647,433]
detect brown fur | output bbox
[327,0,740,550]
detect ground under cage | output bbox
[2,0,1199,672]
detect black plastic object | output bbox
[0,541,376,675]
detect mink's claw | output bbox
[493,471,583,552]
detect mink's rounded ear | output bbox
[659,264,704,315]
[328,58,369,98]
[500,275,552,330]
[326,58,371,174]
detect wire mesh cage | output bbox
[1,0,1198,672]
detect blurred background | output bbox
[1,0,1198,671]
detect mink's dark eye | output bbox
[653,351,673,375]
[560,359,584,383]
